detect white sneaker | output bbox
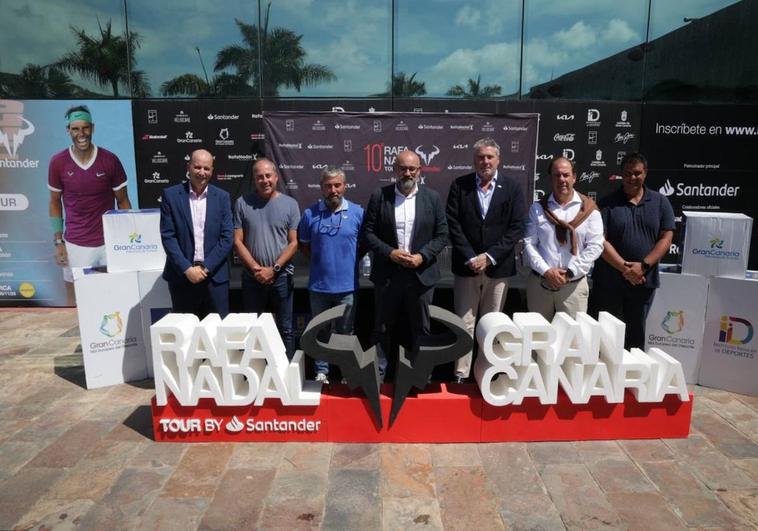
[315,373,329,385]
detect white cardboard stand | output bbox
[699,276,758,396]
[137,270,172,378]
[103,209,166,273]
[681,211,752,279]
[645,272,708,383]
[73,268,147,388]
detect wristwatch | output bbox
[641,259,652,272]
[273,264,282,275]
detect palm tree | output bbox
[14,64,77,98]
[446,75,501,98]
[213,4,335,96]
[161,74,212,97]
[56,19,150,97]
[161,3,335,97]
[160,72,253,97]
[374,72,427,97]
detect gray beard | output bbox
[398,178,416,195]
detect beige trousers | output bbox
[453,273,509,378]
[526,273,589,321]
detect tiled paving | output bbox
[1,307,757,530]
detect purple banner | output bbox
[263,112,538,207]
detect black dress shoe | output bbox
[454,375,466,384]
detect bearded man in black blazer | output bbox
[446,138,526,382]
[362,150,448,380]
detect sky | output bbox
[0,0,741,98]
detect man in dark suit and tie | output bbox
[363,149,448,380]
[159,148,233,318]
[446,138,526,382]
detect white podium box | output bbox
[645,272,708,383]
[681,211,752,279]
[699,276,758,396]
[137,270,172,378]
[73,268,147,388]
[103,209,166,273]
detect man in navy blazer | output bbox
[160,149,233,318]
[446,138,526,382]
[363,149,448,379]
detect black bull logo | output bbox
[299,305,472,427]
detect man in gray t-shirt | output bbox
[233,158,300,358]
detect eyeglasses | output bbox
[397,165,420,173]
[318,212,343,236]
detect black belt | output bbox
[531,270,584,284]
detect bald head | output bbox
[187,149,214,194]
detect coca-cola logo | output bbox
[553,133,575,142]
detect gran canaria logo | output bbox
[692,235,740,260]
[661,311,684,334]
[99,312,123,337]
[128,232,142,244]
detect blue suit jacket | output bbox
[446,172,526,278]
[160,181,233,285]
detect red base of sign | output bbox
[151,384,692,443]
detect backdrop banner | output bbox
[132,99,264,208]
[645,272,709,382]
[263,112,538,209]
[640,103,758,269]
[0,99,137,307]
[700,276,758,396]
[125,99,756,271]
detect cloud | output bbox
[424,42,521,95]
[270,0,315,15]
[453,1,514,36]
[455,5,482,29]
[554,21,596,50]
[601,18,640,44]
[279,1,390,96]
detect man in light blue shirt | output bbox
[298,167,364,383]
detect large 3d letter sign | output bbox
[151,309,689,440]
[151,313,320,407]
[474,311,689,405]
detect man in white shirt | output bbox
[523,157,604,320]
[362,150,448,380]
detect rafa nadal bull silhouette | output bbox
[299,304,471,427]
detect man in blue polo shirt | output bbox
[298,167,364,384]
[590,152,675,349]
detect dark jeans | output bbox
[589,283,656,350]
[309,290,356,376]
[372,270,433,380]
[241,273,295,359]
[168,279,229,319]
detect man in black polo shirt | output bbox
[590,152,675,349]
